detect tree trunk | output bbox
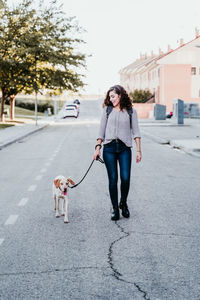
[10,95,15,120]
[0,90,6,122]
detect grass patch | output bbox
[4,104,43,117]
[6,120,24,124]
[0,123,15,130]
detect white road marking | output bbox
[18,197,29,207]
[5,215,19,225]
[40,168,47,173]
[28,185,37,192]
[0,239,4,246]
[35,174,43,181]
[36,174,43,180]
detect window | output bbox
[191,67,196,75]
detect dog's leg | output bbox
[64,196,69,223]
[54,195,56,210]
[61,198,65,216]
[55,196,60,218]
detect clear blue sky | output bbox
[10,0,200,95]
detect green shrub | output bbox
[15,100,54,113]
[129,89,153,103]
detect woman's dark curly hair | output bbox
[103,85,132,110]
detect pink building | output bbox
[119,31,200,118]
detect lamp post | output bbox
[35,91,38,126]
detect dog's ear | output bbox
[54,179,60,188]
[67,178,75,186]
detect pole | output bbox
[35,91,38,126]
[53,95,58,119]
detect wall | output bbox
[161,64,191,112]
[133,103,154,119]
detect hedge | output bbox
[15,100,54,114]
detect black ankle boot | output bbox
[119,201,130,218]
[111,208,120,221]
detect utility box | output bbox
[183,102,200,118]
[173,99,184,124]
[154,104,166,120]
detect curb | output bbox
[141,129,170,144]
[141,129,200,158]
[169,140,200,158]
[0,123,49,150]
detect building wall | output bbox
[157,38,200,65]
[120,36,200,117]
[133,103,154,119]
[160,64,191,111]
[157,37,200,109]
[191,67,200,98]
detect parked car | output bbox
[73,99,80,105]
[65,103,79,111]
[63,105,79,118]
[65,103,79,113]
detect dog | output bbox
[53,175,75,223]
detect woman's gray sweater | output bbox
[98,106,141,147]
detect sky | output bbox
[60,0,200,95]
[9,0,200,95]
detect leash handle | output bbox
[70,157,104,189]
[96,156,104,164]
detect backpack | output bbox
[106,106,133,129]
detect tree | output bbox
[0,0,4,9]
[129,89,154,103]
[0,0,86,121]
[22,0,86,94]
[0,0,35,120]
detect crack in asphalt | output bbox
[107,221,151,300]
[0,266,103,277]
[128,230,197,238]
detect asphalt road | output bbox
[0,100,200,300]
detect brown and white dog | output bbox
[53,175,75,223]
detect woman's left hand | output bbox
[136,151,142,163]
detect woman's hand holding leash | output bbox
[94,142,102,161]
[94,149,101,160]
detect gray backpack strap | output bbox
[106,106,113,118]
[127,107,133,129]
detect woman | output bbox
[94,85,142,221]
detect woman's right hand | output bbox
[94,149,101,160]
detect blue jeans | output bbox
[103,140,132,209]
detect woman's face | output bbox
[109,90,121,108]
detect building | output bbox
[119,30,200,118]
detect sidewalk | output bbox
[139,117,200,157]
[0,117,53,149]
